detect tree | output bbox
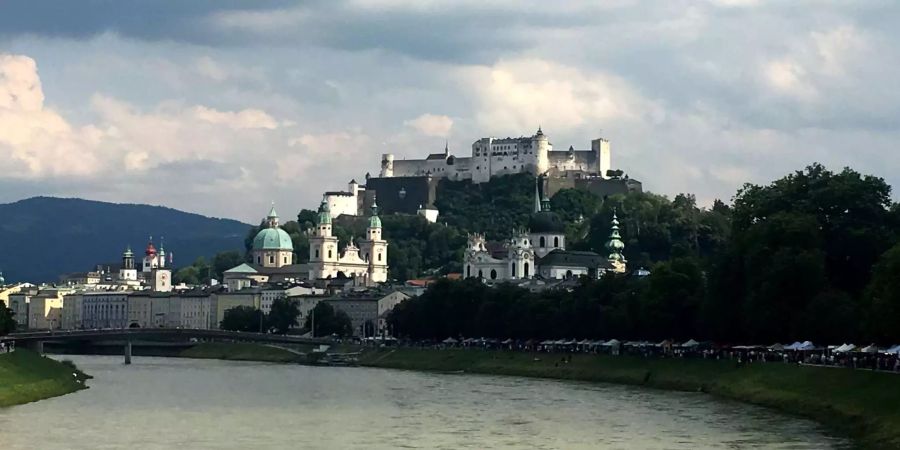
[220,306,264,332]
[863,243,900,342]
[0,305,16,335]
[304,302,352,337]
[212,251,244,280]
[267,298,300,334]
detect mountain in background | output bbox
[0,197,251,283]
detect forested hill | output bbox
[0,197,251,283]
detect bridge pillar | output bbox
[124,340,132,365]
[35,340,44,355]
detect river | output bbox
[0,356,849,449]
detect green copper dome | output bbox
[252,227,293,251]
[368,198,382,228]
[317,199,332,225]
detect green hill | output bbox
[0,197,251,283]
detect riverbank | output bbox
[0,350,90,407]
[358,348,900,449]
[177,342,304,363]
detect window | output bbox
[315,249,320,258]
[269,255,274,264]
[566,270,573,279]
[466,265,471,278]
[478,269,483,278]
[257,256,262,264]
[283,256,288,264]
[511,263,517,277]
[378,253,382,262]
[540,236,546,247]
[524,262,530,277]
[490,269,497,280]
[328,250,332,258]
[554,236,560,247]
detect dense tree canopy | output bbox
[267,298,300,334]
[0,305,16,335]
[220,305,264,332]
[304,302,352,337]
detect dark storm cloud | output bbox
[0,0,293,42]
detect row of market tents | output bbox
[437,338,900,355]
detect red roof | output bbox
[145,242,157,256]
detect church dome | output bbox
[529,210,565,234]
[252,227,293,251]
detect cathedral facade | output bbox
[308,198,389,283]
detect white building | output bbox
[81,291,130,329]
[464,180,626,282]
[380,128,612,184]
[323,179,367,217]
[261,284,324,314]
[308,198,389,283]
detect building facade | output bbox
[308,198,388,283]
[379,128,612,184]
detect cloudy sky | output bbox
[1,0,898,223]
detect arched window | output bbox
[315,249,320,259]
[283,256,288,264]
[257,256,262,264]
[524,262,530,277]
[328,250,332,258]
[540,236,546,247]
[490,269,497,280]
[554,236,560,247]
[565,270,573,279]
[365,252,370,261]
[378,253,382,262]
[511,263,517,278]
[466,265,471,278]
[478,269,483,278]
[269,255,274,264]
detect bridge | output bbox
[1,329,331,364]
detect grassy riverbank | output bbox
[359,348,900,449]
[0,350,90,407]
[178,343,304,363]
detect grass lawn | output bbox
[0,350,89,407]
[359,348,900,449]
[178,342,303,363]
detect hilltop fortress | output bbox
[322,128,641,220]
[379,127,610,183]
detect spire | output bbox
[605,209,626,262]
[537,125,543,135]
[534,176,542,213]
[369,194,382,229]
[267,202,279,228]
[317,196,332,225]
[0,270,5,285]
[444,140,449,156]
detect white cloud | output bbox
[763,59,817,100]
[458,58,663,134]
[404,113,453,137]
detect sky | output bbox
[1,0,898,223]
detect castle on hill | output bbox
[321,128,640,220]
[380,127,610,183]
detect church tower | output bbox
[142,238,159,273]
[359,196,389,283]
[605,210,627,274]
[507,229,534,279]
[119,246,137,281]
[309,197,339,279]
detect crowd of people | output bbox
[366,336,900,374]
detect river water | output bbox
[0,356,849,449]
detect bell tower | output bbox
[309,197,339,279]
[359,196,388,283]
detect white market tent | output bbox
[602,339,621,347]
[860,344,879,353]
[768,343,785,351]
[680,339,700,348]
[885,345,900,355]
[442,337,458,344]
[834,343,856,353]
